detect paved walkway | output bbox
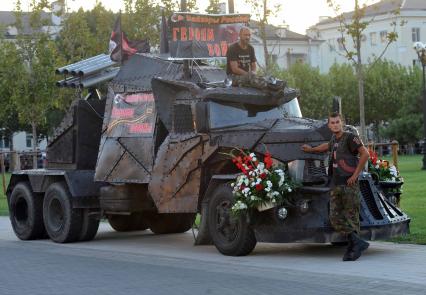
[0,217,425,294]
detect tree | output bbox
[327,63,358,124]
[245,0,282,73]
[57,8,96,62]
[0,41,26,150]
[12,0,60,168]
[326,0,403,142]
[275,62,333,119]
[205,0,221,14]
[122,0,162,47]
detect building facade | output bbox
[307,0,426,73]
[249,22,323,70]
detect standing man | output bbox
[301,112,370,261]
[226,27,257,76]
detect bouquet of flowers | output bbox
[228,149,297,215]
[368,149,402,182]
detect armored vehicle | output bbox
[7,53,410,256]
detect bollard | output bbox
[391,140,399,169]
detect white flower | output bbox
[242,188,250,195]
[375,165,379,169]
[244,178,249,186]
[288,188,292,192]
[231,183,235,187]
[391,177,396,182]
[389,166,398,177]
[257,162,265,170]
[272,198,276,203]
[251,182,256,187]
[266,180,273,188]
[265,187,271,192]
[250,153,256,158]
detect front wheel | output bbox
[207,184,256,256]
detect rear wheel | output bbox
[43,182,82,243]
[107,213,148,232]
[147,213,195,234]
[207,184,257,256]
[9,182,46,240]
[79,209,100,241]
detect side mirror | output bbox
[195,102,209,133]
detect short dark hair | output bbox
[328,112,343,123]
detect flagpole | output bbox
[119,10,123,65]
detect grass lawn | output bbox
[386,155,426,244]
[0,155,425,243]
[0,172,11,216]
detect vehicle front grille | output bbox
[359,180,383,220]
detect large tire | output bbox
[43,182,83,243]
[207,184,257,256]
[148,213,195,234]
[79,209,100,241]
[9,182,46,240]
[107,213,148,232]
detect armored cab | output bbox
[6,53,410,255]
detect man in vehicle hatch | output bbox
[226,26,257,77]
[301,112,370,261]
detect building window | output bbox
[380,31,387,43]
[26,134,32,148]
[337,37,345,50]
[4,137,9,149]
[370,32,377,46]
[412,28,420,42]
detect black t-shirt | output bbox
[329,132,363,185]
[226,42,256,75]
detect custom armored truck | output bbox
[7,52,410,256]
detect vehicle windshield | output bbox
[209,97,302,129]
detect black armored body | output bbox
[6,54,410,255]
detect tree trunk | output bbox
[31,122,38,169]
[261,0,269,72]
[357,64,366,143]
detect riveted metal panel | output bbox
[149,134,202,213]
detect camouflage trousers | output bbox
[230,74,268,89]
[329,185,361,234]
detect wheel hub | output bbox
[215,200,238,242]
[48,198,65,232]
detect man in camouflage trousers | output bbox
[302,112,370,261]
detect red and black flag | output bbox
[109,13,150,62]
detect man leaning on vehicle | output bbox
[301,112,370,261]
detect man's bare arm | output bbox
[250,61,256,73]
[301,143,329,153]
[230,61,248,75]
[347,146,370,186]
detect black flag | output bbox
[109,13,150,62]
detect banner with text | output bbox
[169,13,250,59]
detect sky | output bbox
[2,0,379,34]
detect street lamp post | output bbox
[413,42,426,170]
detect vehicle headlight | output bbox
[277,207,288,220]
[298,199,310,214]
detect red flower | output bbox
[255,184,264,191]
[264,152,273,169]
[368,149,378,165]
[260,173,267,179]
